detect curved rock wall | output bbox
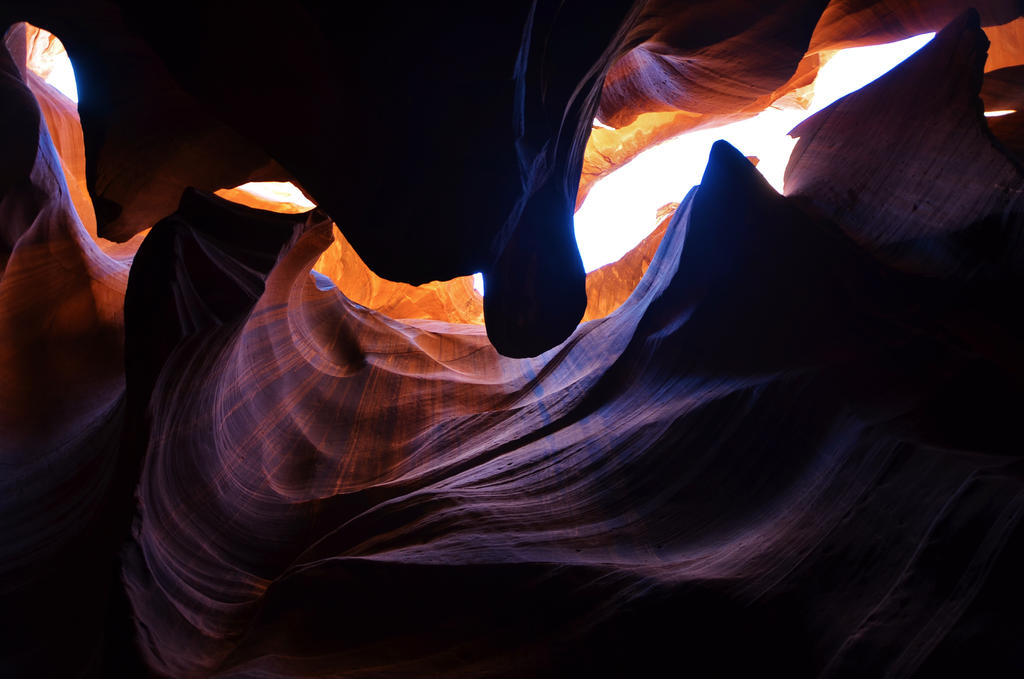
[1,3,1023,677]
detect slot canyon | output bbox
[2,1,1024,676]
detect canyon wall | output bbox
[1,2,1023,677]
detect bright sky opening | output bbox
[230,181,316,211]
[571,32,937,274]
[23,26,80,103]
[46,55,78,103]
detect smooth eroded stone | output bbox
[122,137,1024,676]
[787,9,1024,255]
[0,33,141,677]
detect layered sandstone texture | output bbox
[2,1,1024,677]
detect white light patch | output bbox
[573,32,936,273]
[233,181,316,210]
[985,109,1016,117]
[45,56,78,103]
[22,26,80,103]
[807,33,935,112]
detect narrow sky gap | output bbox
[26,27,79,103]
[232,181,316,210]
[571,32,937,274]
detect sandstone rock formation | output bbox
[0,28,138,677]
[2,2,1024,677]
[580,0,1024,209]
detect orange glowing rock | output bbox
[7,23,95,235]
[217,181,685,326]
[313,225,485,325]
[215,182,485,325]
[983,15,1024,71]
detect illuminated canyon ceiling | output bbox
[2,1,1024,677]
